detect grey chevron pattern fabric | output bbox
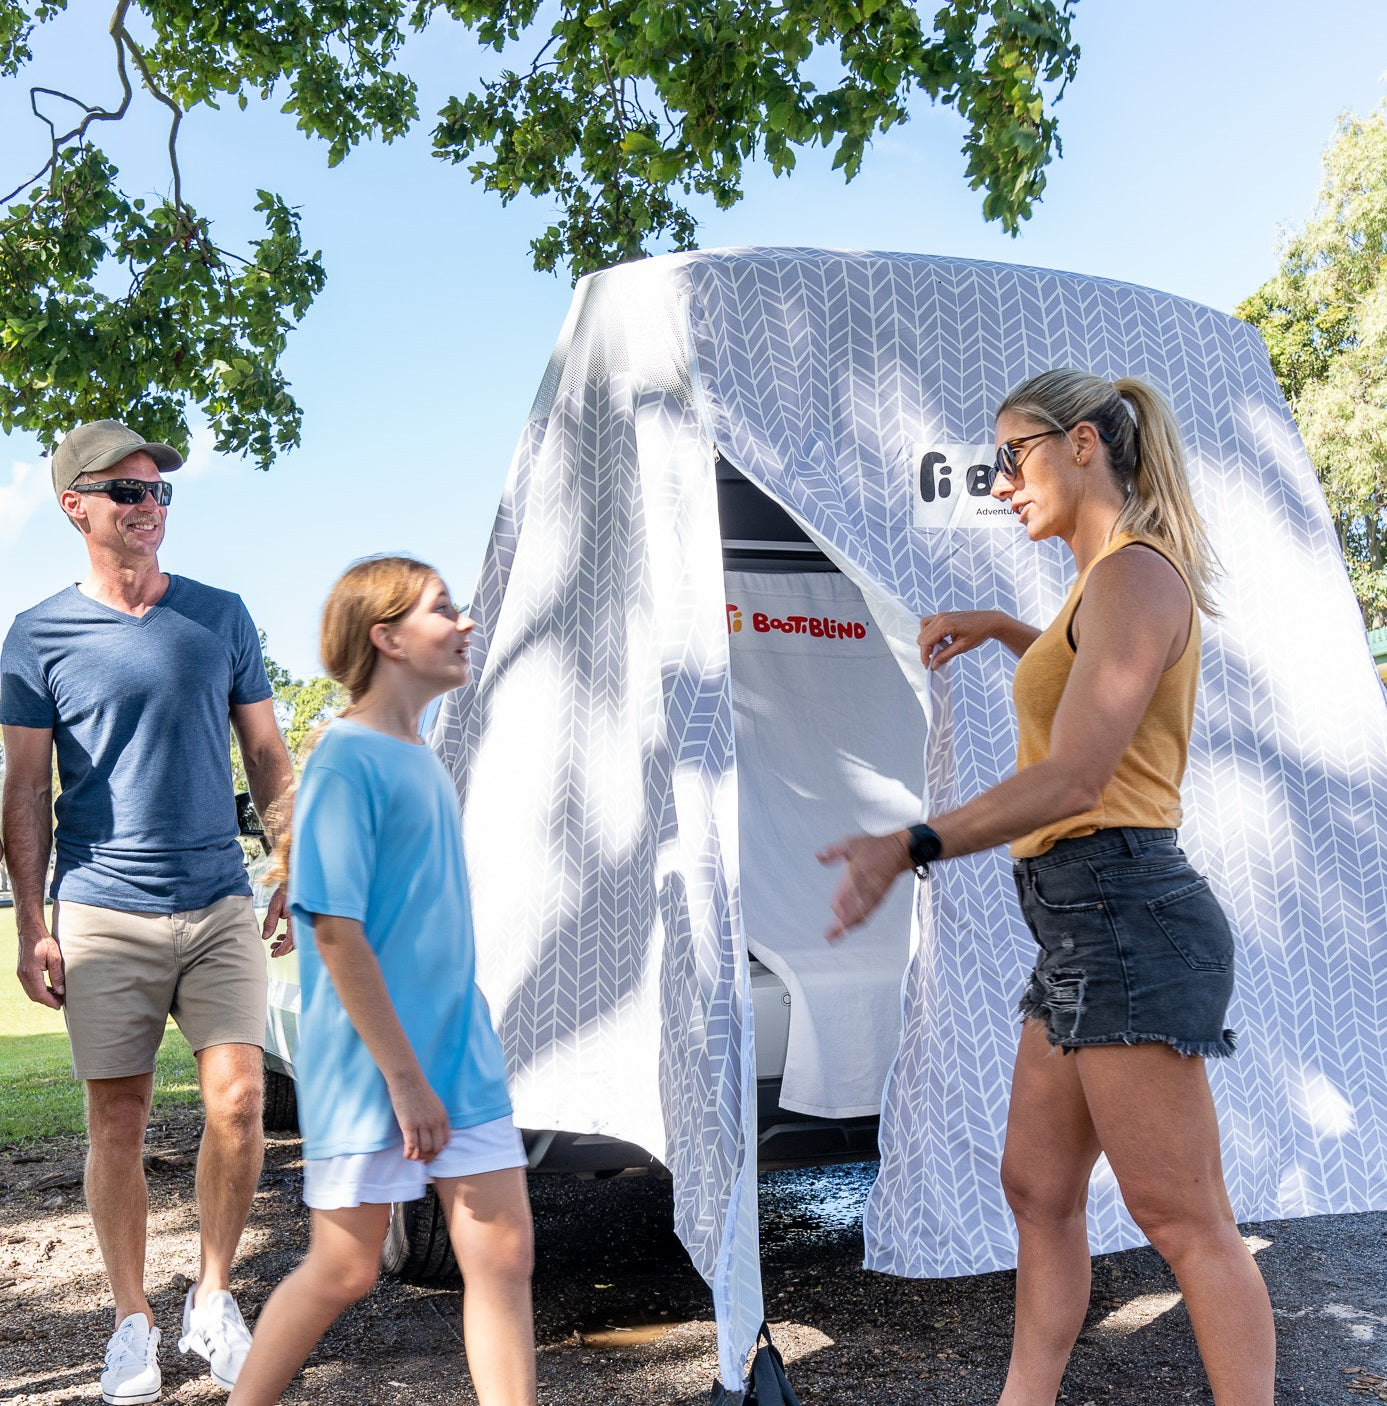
[680,247,1387,1275]
[432,258,763,1391]
[434,247,1387,1382]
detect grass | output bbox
[0,905,202,1143]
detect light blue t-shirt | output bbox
[0,577,271,912]
[287,719,513,1159]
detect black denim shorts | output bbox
[1013,828,1237,1058]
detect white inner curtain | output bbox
[726,568,925,1117]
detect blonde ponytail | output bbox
[1109,378,1220,616]
[997,369,1221,615]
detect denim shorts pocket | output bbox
[1028,863,1105,914]
[1148,878,1234,972]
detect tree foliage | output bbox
[1238,101,1387,628]
[2,0,1080,464]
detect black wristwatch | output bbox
[906,823,943,878]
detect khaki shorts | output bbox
[55,895,267,1080]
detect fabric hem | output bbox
[51,881,254,917]
[188,1034,266,1055]
[1019,1010,1237,1060]
[301,1101,515,1161]
[69,1060,159,1082]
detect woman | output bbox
[819,370,1274,1405]
[229,556,536,1406]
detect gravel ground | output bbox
[2,1106,1385,1403]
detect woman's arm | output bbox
[823,549,1191,939]
[918,610,1041,669]
[311,914,451,1161]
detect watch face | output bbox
[909,824,942,867]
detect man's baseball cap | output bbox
[51,420,183,499]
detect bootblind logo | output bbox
[913,444,1019,531]
[727,603,869,640]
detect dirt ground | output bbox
[2,1104,1386,1404]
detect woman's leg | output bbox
[435,1168,536,1406]
[1075,1044,1275,1406]
[997,1019,1104,1406]
[226,1203,390,1406]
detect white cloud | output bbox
[0,459,50,545]
[177,426,233,480]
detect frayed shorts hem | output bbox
[1018,1007,1236,1059]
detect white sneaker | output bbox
[177,1286,252,1392]
[100,1313,161,1405]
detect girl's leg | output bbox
[227,1203,390,1406]
[435,1168,536,1406]
[1075,1044,1275,1406]
[997,1019,1103,1406]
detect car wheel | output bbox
[262,1068,298,1132]
[381,1187,459,1284]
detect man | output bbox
[0,421,294,1405]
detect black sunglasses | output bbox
[990,424,1117,489]
[990,430,1066,488]
[72,479,174,507]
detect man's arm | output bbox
[231,698,296,955]
[1,724,63,1008]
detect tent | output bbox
[431,247,1387,1393]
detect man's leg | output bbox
[192,1041,264,1300]
[85,1073,156,1328]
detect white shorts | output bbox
[303,1117,527,1210]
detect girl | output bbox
[229,556,535,1406]
[820,371,1274,1405]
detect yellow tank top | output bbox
[1009,532,1199,858]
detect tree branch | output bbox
[3,0,215,265]
[112,21,181,207]
[528,30,561,77]
[0,7,134,207]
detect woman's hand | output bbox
[918,610,1039,667]
[818,830,914,942]
[389,1075,452,1163]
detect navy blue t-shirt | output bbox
[0,577,272,913]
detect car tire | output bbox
[381,1188,459,1284]
[262,1068,298,1132]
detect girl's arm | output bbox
[311,914,451,1162]
[918,609,1041,668]
[823,549,1192,938]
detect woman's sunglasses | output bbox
[990,423,1117,489]
[72,479,174,507]
[990,429,1066,488]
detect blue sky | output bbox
[3,2,1386,677]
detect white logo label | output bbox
[912,444,1019,531]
